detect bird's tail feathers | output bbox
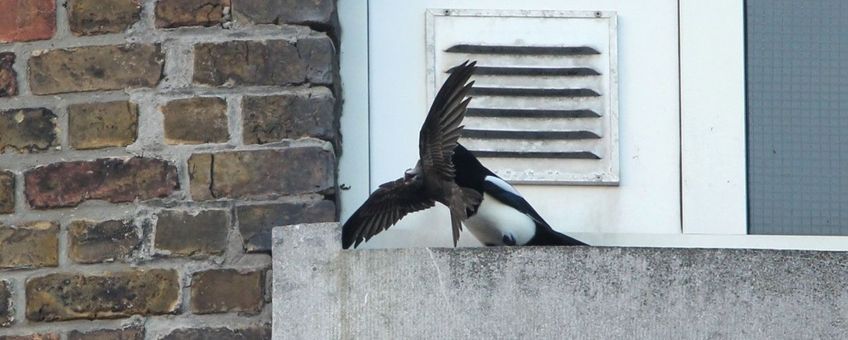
[546,228,588,246]
[449,209,463,247]
[447,186,480,247]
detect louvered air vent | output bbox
[426,9,619,185]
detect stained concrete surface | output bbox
[273,223,848,339]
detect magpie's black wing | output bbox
[419,60,476,180]
[342,177,436,249]
[481,177,586,246]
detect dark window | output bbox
[746,0,848,235]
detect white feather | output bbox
[464,192,536,246]
[484,176,522,196]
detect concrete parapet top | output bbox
[273,223,848,339]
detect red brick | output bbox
[0,53,16,97]
[188,147,334,200]
[26,269,180,321]
[0,0,56,43]
[24,157,179,209]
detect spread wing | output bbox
[342,177,436,249]
[419,60,477,180]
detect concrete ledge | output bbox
[273,223,848,339]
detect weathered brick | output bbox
[161,325,271,340]
[68,101,138,150]
[29,44,164,95]
[155,210,228,257]
[156,0,230,28]
[0,108,58,154]
[297,36,335,85]
[236,200,335,253]
[233,0,334,25]
[26,269,180,322]
[68,326,144,340]
[0,0,56,43]
[242,89,335,144]
[68,220,140,264]
[191,269,264,314]
[0,171,13,214]
[194,40,299,86]
[0,280,11,327]
[0,334,59,340]
[0,53,16,97]
[162,97,229,144]
[68,0,141,36]
[194,38,333,86]
[188,147,334,200]
[24,157,179,209]
[0,221,58,270]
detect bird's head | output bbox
[404,162,422,182]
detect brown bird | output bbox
[342,61,480,249]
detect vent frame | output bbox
[426,9,619,185]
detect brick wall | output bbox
[0,0,339,338]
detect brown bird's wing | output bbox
[419,61,477,246]
[419,60,477,180]
[342,177,436,249]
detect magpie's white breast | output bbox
[464,192,536,246]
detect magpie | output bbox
[452,144,587,246]
[342,61,481,249]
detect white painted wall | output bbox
[361,0,680,248]
[336,0,848,250]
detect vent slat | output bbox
[469,87,600,97]
[449,66,601,76]
[466,108,601,119]
[470,150,601,160]
[463,129,601,140]
[429,11,618,183]
[446,45,600,55]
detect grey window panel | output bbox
[746,0,848,236]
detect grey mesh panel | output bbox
[746,0,848,235]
